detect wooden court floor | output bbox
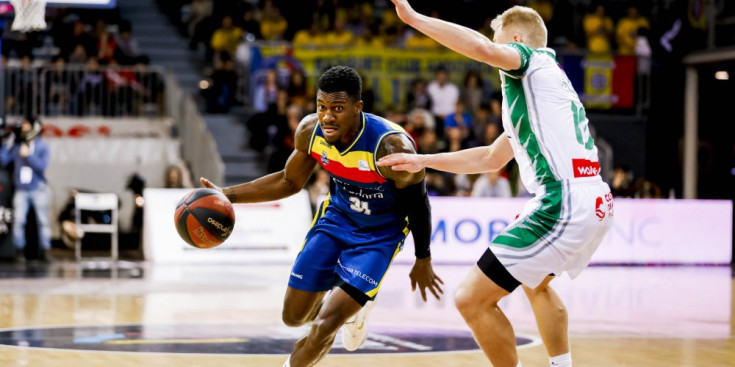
[0,262,732,367]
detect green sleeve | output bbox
[500,42,534,77]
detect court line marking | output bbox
[0,323,544,356]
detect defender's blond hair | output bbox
[490,6,547,48]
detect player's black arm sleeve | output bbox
[397,180,431,259]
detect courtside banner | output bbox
[144,189,312,263]
[395,197,733,265]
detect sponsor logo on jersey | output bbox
[358,160,370,171]
[595,197,606,220]
[572,159,600,178]
[321,151,329,166]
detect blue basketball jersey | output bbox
[307,112,412,236]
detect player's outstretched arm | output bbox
[377,133,443,302]
[201,114,318,203]
[391,0,521,70]
[377,133,514,175]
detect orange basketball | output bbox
[174,188,235,249]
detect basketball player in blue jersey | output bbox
[201,65,443,367]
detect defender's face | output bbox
[316,90,362,144]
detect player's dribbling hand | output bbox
[200,177,223,193]
[409,257,444,302]
[377,153,425,173]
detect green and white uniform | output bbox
[491,43,613,288]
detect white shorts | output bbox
[488,176,613,288]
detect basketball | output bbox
[174,188,235,249]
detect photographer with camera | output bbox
[0,117,52,263]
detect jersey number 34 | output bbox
[349,197,371,215]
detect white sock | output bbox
[282,357,291,367]
[550,352,572,367]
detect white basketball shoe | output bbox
[341,299,375,351]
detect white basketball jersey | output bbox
[499,43,601,194]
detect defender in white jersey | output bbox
[380,3,613,367]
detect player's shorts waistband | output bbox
[543,176,603,191]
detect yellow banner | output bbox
[257,45,499,111]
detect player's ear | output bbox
[355,100,363,115]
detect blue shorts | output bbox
[288,203,407,298]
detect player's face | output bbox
[316,90,363,144]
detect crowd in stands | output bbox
[1,8,162,117]
[155,0,670,203]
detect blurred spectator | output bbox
[345,3,368,38]
[186,0,213,37]
[584,4,614,53]
[287,69,309,107]
[405,108,436,151]
[97,30,117,64]
[355,24,385,49]
[425,170,455,196]
[471,171,512,198]
[528,0,553,24]
[472,102,501,147]
[58,20,96,60]
[325,17,353,46]
[427,65,459,124]
[45,56,73,116]
[268,104,303,172]
[68,44,88,65]
[211,15,244,59]
[454,174,479,197]
[406,77,432,112]
[359,72,376,113]
[253,68,281,113]
[444,100,472,152]
[633,178,662,198]
[611,164,634,197]
[239,4,262,39]
[307,166,330,212]
[260,0,288,41]
[247,88,288,153]
[310,0,335,34]
[77,57,104,116]
[205,52,238,113]
[293,22,327,47]
[0,118,52,263]
[635,27,652,75]
[405,28,440,48]
[164,164,191,188]
[114,20,141,65]
[616,5,650,55]
[482,120,502,146]
[57,189,84,249]
[460,70,487,113]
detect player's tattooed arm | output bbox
[202,114,318,203]
[377,133,443,301]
